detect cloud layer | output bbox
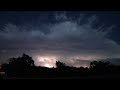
[0,12,120,67]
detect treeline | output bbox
[0,53,120,78]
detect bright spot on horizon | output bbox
[35,56,56,68]
[44,64,54,68]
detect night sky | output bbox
[0,11,120,68]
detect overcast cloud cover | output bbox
[0,11,120,67]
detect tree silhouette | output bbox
[8,53,34,67]
[8,54,34,67]
[56,61,67,68]
[90,61,113,74]
[1,53,35,77]
[90,61,112,69]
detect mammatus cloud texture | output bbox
[0,12,120,67]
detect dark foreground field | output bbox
[1,74,120,79]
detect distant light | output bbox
[35,56,56,67]
[44,64,53,68]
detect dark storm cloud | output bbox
[0,11,120,67]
